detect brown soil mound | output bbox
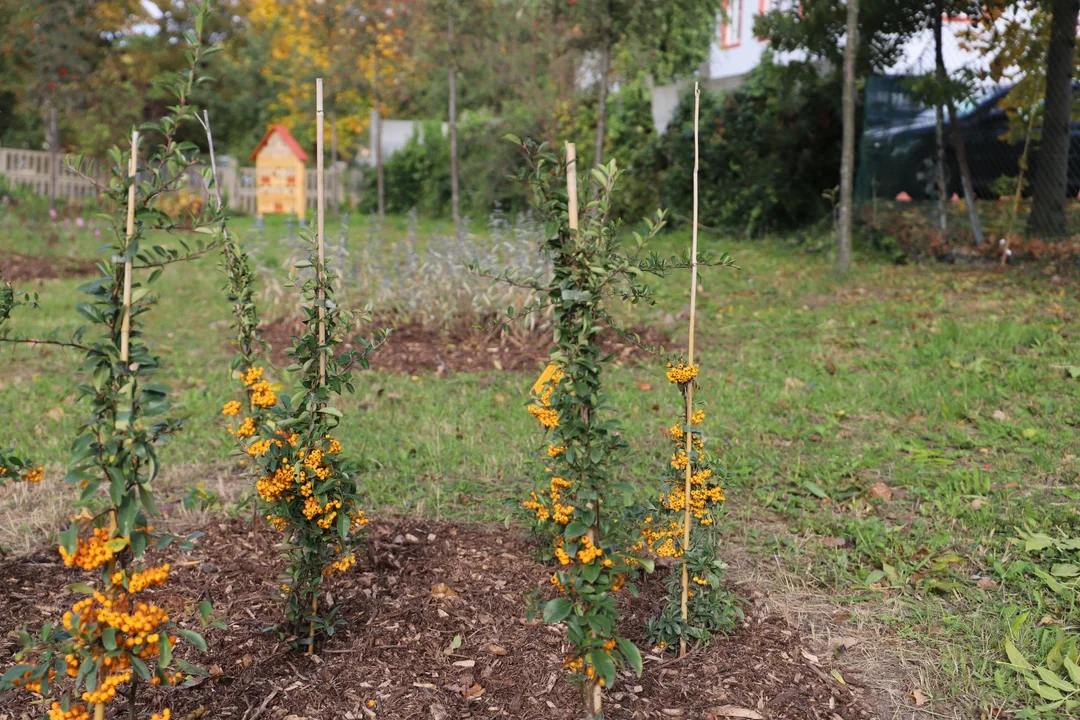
[0,253,97,282]
[0,519,872,720]
[263,318,673,375]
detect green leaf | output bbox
[1006,639,1035,671]
[59,525,78,557]
[1037,666,1077,693]
[318,406,343,418]
[1026,676,1065,702]
[1064,655,1080,685]
[503,133,522,145]
[130,656,151,682]
[615,637,643,677]
[589,648,617,686]
[542,598,573,623]
[68,583,96,595]
[102,628,117,651]
[199,601,213,622]
[175,628,208,652]
[802,480,829,500]
[158,633,173,668]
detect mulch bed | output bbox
[0,519,874,720]
[263,318,674,375]
[0,254,98,283]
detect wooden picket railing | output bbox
[0,147,360,214]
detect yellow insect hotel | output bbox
[251,125,308,220]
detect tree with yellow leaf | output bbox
[247,0,417,213]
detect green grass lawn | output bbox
[2,210,1079,718]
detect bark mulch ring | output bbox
[0,519,875,720]
[263,318,673,375]
[0,254,98,283]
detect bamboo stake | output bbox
[97,126,138,720]
[308,78,328,656]
[679,84,701,659]
[565,140,602,719]
[120,130,138,364]
[317,79,327,387]
[565,143,579,233]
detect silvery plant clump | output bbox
[350,207,551,334]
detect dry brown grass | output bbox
[722,516,963,720]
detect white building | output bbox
[650,2,1018,134]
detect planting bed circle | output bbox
[0,519,873,720]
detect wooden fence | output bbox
[0,147,361,213]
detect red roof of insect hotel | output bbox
[250,125,309,163]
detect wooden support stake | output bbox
[308,78,328,655]
[120,130,138,364]
[316,78,327,388]
[679,84,701,659]
[565,142,578,232]
[566,140,601,718]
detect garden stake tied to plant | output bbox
[0,6,224,717]
[508,133,733,718]
[639,84,736,657]
[219,78,389,653]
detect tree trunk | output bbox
[48,101,58,213]
[449,0,461,226]
[593,42,611,173]
[1027,0,1080,237]
[935,0,984,245]
[837,0,858,274]
[932,8,947,234]
[373,50,385,225]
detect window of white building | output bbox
[721,0,744,48]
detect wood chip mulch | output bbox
[0,519,875,719]
[0,254,98,283]
[262,318,673,376]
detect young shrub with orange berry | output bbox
[509,138,691,718]
[0,7,220,717]
[640,362,741,652]
[237,95,389,648]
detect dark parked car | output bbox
[858,83,1080,201]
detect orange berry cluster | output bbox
[221,400,242,417]
[323,553,356,576]
[576,535,603,564]
[49,702,90,720]
[113,563,170,593]
[665,362,699,385]
[58,527,114,570]
[527,365,563,429]
[149,711,172,720]
[82,669,131,704]
[21,466,44,483]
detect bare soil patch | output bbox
[263,318,673,375]
[0,518,873,719]
[0,253,97,283]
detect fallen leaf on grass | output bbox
[830,669,846,685]
[708,707,764,719]
[820,536,847,549]
[801,649,821,665]
[486,645,507,656]
[868,482,893,501]
[976,577,999,589]
[992,410,1008,421]
[636,381,653,391]
[452,659,476,668]
[784,377,805,391]
[910,689,928,706]
[969,498,989,510]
